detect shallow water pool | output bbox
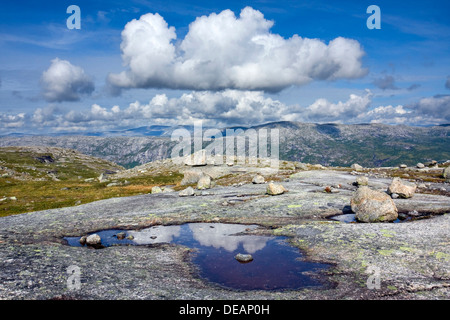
[64,223,331,291]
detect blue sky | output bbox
[0,0,449,133]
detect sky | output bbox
[0,0,449,134]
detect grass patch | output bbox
[0,172,183,217]
[0,147,183,217]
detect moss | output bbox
[380,229,396,238]
[378,249,394,256]
[434,252,450,261]
[387,285,397,290]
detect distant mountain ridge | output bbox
[0,121,448,168]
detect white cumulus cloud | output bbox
[108,7,367,93]
[41,58,95,102]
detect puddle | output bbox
[64,223,331,291]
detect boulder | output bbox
[387,177,417,198]
[355,176,369,186]
[351,163,363,171]
[180,170,203,186]
[443,166,450,180]
[399,164,408,169]
[266,183,287,195]
[197,174,212,190]
[179,186,195,197]
[85,234,102,246]
[351,186,398,223]
[416,163,425,169]
[252,174,265,184]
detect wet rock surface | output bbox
[0,169,449,299]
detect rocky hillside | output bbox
[0,146,123,181]
[0,122,448,168]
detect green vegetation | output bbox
[0,147,183,217]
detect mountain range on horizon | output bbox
[1,121,449,169]
[2,121,450,138]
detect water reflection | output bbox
[127,225,181,245]
[188,223,268,253]
[64,223,331,290]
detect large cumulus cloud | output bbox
[107,7,367,93]
[41,58,95,102]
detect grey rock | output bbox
[351,163,363,171]
[387,177,417,198]
[106,182,120,187]
[151,186,162,194]
[179,186,195,197]
[266,183,287,195]
[162,186,175,193]
[355,176,369,186]
[85,234,102,245]
[416,163,425,168]
[295,163,309,170]
[252,174,265,184]
[197,174,212,190]
[234,253,253,263]
[351,186,398,222]
[443,166,450,180]
[180,170,203,186]
[79,235,87,245]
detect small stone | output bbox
[252,174,265,184]
[266,183,287,195]
[85,234,101,246]
[106,182,120,187]
[79,235,87,245]
[126,235,134,240]
[116,232,126,240]
[351,163,363,171]
[399,164,407,169]
[235,253,253,263]
[151,186,162,194]
[416,163,425,169]
[162,186,175,193]
[179,186,195,197]
[390,193,399,199]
